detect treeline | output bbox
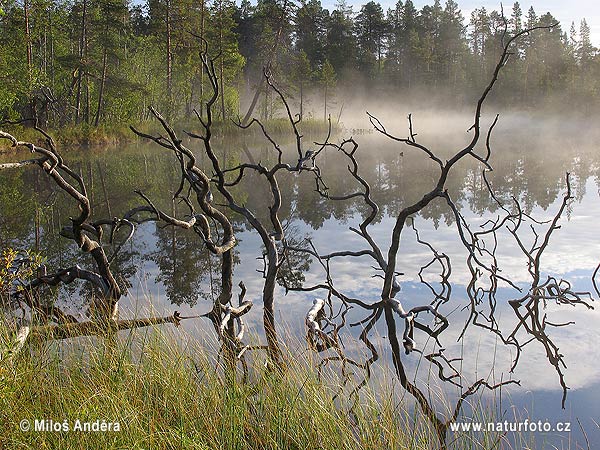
[0,0,598,129]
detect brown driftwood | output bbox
[1,312,196,363]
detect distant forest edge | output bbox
[1,0,598,135]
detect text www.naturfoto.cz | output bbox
[450,420,571,433]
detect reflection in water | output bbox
[1,114,599,447]
[150,219,222,307]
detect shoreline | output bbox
[0,119,339,151]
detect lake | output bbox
[1,110,599,448]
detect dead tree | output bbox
[132,50,329,368]
[127,104,251,373]
[0,128,196,356]
[284,21,595,448]
[0,128,121,321]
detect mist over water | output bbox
[1,108,599,448]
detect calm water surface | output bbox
[1,112,599,447]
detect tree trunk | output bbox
[244,77,266,124]
[198,0,206,117]
[218,1,225,120]
[166,0,173,119]
[220,61,226,121]
[300,82,303,120]
[49,6,55,125]
[24,0,32,68]
[24,0,38,120]
[324,85,327,122]
[75,0,87,125]
[94,49,108,126]
[84,73,90,124]
[262,85,268,120]
[263,241,283,366]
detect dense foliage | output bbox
[0,0,598,128]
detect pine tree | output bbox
[319,59,336,122]
[208,0,244,120]
[510,2,522,34]
[400,0,419,87]
[438,0,466,89]
[384,1,403,85]
[468,7,491,87]
[576,18,598,104]
[354,1,388,77]
[291,50,311,119]
[535,13,566,97]
[295,0,328,70]
[325,1,356,73]
[578,19,595,68]
[93,0,128,126]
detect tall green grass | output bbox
[0,324,442,450]
[0,122,146,148]
[0,323,539,450]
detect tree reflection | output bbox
[1,117,599,312]
[149,221,223,307]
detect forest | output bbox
[1,0,598,130]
